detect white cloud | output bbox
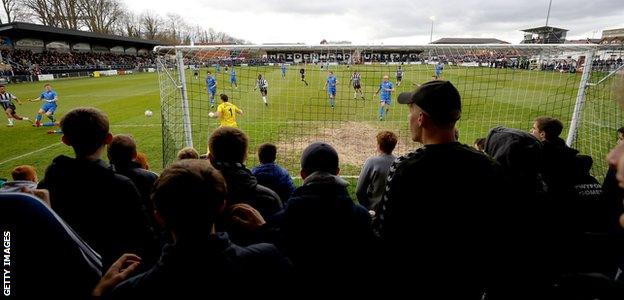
[121,0,624,44]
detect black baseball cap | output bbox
[397,80,462,123]
[300,142,339,174]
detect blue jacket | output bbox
[251,163,296,203]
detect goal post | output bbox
[155,44,624,180]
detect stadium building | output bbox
[0,22,161,81]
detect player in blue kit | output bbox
[434,61,444,79]
[229,67,238,88]
[206,71,217,108]
[29,83,58,127]
[281,63,287,79]
[374,75,394,120]
[324,71,338,109]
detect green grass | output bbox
[2,63,610,199]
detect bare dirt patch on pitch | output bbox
[275,121,412,168]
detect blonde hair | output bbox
[177,147,200,160]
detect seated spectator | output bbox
[11,165,38,182]
[251,143,296,203]
[135,152,150,170]
[108,134,161,234]
[473,137,486,152]
[277,142,372,282]
[356,131,397,210]
[107,160,290,298]
[38,107,158,270]
[207,127,281,219]
[177,146,200,160]
[374,81,519,297]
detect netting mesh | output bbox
[156,44,624,179]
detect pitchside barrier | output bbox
[155,44,624,180]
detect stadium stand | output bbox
[0,22,160,80]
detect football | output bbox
[208,112,215,117]
[145,110,153,117]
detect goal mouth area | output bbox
[156,44,624,180]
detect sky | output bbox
[123,0,624,45]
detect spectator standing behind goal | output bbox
[38,107,158,270]
[107,160,291,298]
[108,134,161,236]
[356,131,397,210]
[207,127,282,225]
[177,147,200,160]
[374,81,516,297]
[251,143,296,204]
[277,142,373,284]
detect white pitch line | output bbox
[111,124,161,127]
[0,142,63,166]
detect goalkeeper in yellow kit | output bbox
[209,94,243,127]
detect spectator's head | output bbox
[397,80,461,144]
[220,94,228,103]
[258,143,277,164]
[208,127,248,165]
[617,127,624,145]
[177,147,199,160]
[531,116,563,142]
[60,107,112,158]
[135,152,150,170]
[107,134,137,167]
[11,165,37,182]
[300,142,339,178]
[376,131,398,155]
[473,138,486,152]
[152,159,226,239]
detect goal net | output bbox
[155,44,624,180]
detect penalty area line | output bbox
[0,142,63,166]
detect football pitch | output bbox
[0,64,583,187]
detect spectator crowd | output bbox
[2,49,156,75]
[3,78,624,299]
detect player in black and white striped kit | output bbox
[350,70,365,100]
[0,84,29,127]
[254,74,269,106]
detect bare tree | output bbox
[116,11,140,37]
[78,0,122,34]
[140,10,162,40]
[21,0,80,28]
[1,0,20,23]
[21,0,56,26]
[49,0,80,29]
